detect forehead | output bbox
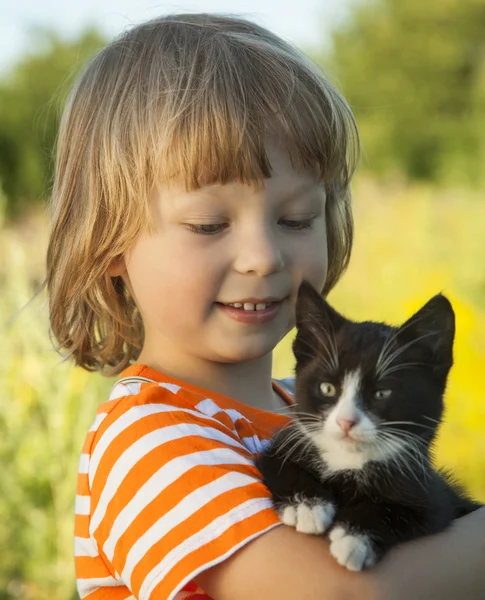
[328,323,392,376]
[154,140,323,205]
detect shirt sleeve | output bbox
[87,386,283,600]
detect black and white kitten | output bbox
[257,281,481,571]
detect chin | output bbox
[215,339,277,364]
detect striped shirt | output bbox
[74,363,295,600]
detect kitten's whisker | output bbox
[376,331,438,379]
[380,420,436,432]
[376,309,441,377]
[297,319,339,372]
[382,430,430,452]
[379,361,429,378]
[377,432,431,490]
[294,336,335,374]
[277,428,316,471]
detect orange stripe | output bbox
[90,386,214,456]
[130,482,274,593]
[82,586,133,600]
[75,515,90,538]
[90,411,247,508]
[77,473,90,495]
[93,437,255,555]
[97,397,126,414]
[76,369,294,594]
[83,431,96,453]
[75,555,112,579]
[149,507,281,599]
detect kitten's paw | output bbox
[278,495,336,535]
[328,525,378,571]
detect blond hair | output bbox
[46,13,359,376]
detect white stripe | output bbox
[105,462,256,562]
[109,383,132,400]
[158,382,181,394]
[74,536,99,558]
[141,498,274,600]
[195,398,250,425]
[89,412,108,432]
[166,520,282,600]
[89,402,224,487]
[78,454,90,474]
[241,434,264,454]
[109,380,180,402]
[90,419,247,534]
[75,495,91,516]
[77,576,124,599]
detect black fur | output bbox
[257,281,481,566]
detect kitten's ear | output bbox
[293,280,346,368]
[397,294,455,377]
[295,280,346,331]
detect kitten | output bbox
[257,281,482,571]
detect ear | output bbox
[397,294,455,377]
[293,280,346,369]
[295,280,347,333]
[107,255,127,277]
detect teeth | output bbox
[225,302,273,311]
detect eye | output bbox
[375,389,392,400]
[319,382,337,397]
[279,217,316,231]
[185,223,229,235]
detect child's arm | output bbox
[372,505,485,600]
[196,507,485,600]
[195,523,376,600]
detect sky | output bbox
[0,0,353,74]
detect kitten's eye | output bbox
[375,389,392,400]
[319,382,337,397]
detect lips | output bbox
[219,297,283,305]
[216,298,286,324]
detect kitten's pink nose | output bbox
[337,418,357,435]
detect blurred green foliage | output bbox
[326,0,485,185]
[0,27,106,219]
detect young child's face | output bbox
[114,141,328,366]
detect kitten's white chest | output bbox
[321,445,368,471]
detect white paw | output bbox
[329,526,377,571]
[278,496,335,534]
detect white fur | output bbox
[309,369,406,471]
[329,525,377,571]
[279,495,335,534]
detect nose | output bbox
[337,418,358,435]
[233,225,285,276]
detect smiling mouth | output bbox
[217,301,279,311]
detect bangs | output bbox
[138,22,360,192]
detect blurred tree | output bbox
[0,27,106,219]
[325,0,485,185]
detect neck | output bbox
[137,337,280,411]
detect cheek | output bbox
[294,230,328,290]
[124,235,218,321]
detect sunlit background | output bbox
[1,0,484,598]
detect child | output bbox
[45,13,485,600]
